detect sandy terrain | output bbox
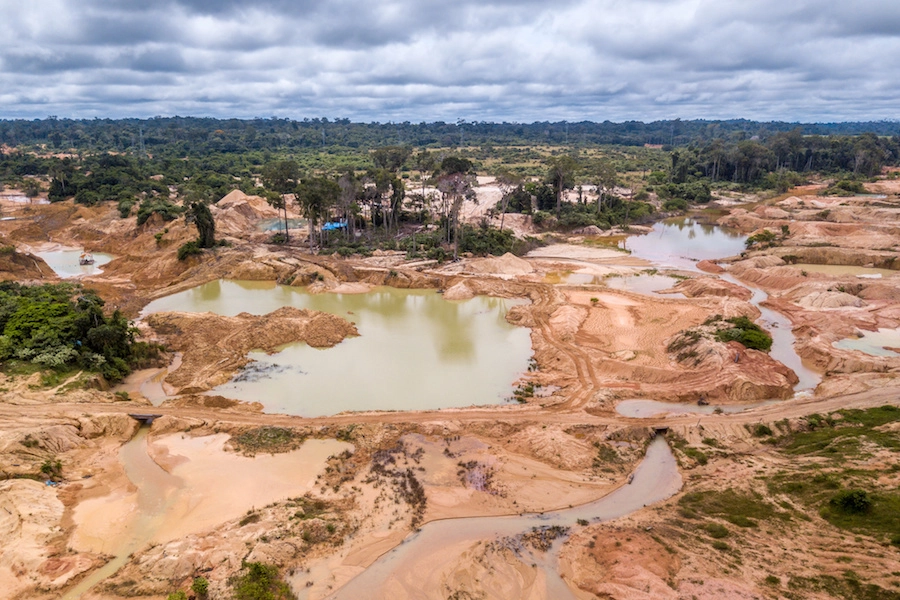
[0,176,899,599]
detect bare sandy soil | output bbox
[0,179,899,599]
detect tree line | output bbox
[2,117,899,154]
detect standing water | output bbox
[622,217,746,271]
[34,248,114,278]
[142,281,532,416]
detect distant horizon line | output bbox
[2,116,900,127]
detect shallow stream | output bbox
[324,436,681,599]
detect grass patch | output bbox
[231,426,305,455]
[787,575,900,600]
[679,488,779,528]
[780,406,900,458]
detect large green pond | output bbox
[142,281,532,416]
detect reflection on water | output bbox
[34,249,114,278]
[622,218,746,271]
[143,281,532,416]
[833,328,900,358]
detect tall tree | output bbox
[186,201,216,248]
[587,159,617,212]
[545,155,579,214]
[371,145,412,173]
[297,175,340,251]
[437,156,476,261]
[493,169,522,231]
[262,160,301,243]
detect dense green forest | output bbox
[0,282,159,382]
[2,117,899,152]
[2,117,898,256]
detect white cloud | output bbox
[0,0,898,121]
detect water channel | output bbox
[325,436,681,599]
[624,217,821,392]
[142,281,532,416]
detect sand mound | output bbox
[211,190,281,236]
[797,291,866,310]
[671,277,752,300]
[0,480,73,597]
[442,281,475,300]
[466,253,534,276]
[563,529,680,600]
[146,307,358,392]
[754,206,790,219]
[696,260,724,274]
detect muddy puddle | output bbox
[323,436,681,600]
[67,428,351,598]
[33,247,114,278]
[143,281,532,416]
[545,270,686,297]
[789,263,899,278]
[615,398,778,418]
[603,273,686,296]
[833,328,900,358]
[621,217,746,271]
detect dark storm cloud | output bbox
[0,0,899,121]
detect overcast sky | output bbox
[1,0,898,123]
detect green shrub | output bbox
[136,198,182,226]
[191,576,209,598]
[118,198,136,218]
[231,562,295,600]
[705,523,729,539]
[830,490,872,515]
[714,316,772,351]
[177,240,202,261]
[753,424,773,437]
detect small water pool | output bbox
[143,281,533,416]
[833,328,900,358]
[603,273,685,296]
[256,218,307,232]
[622,217,746,271]
[615,398,777,418]
[34,249,114,278]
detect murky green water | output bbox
[143,281,532,416]
[34,249,114,278]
